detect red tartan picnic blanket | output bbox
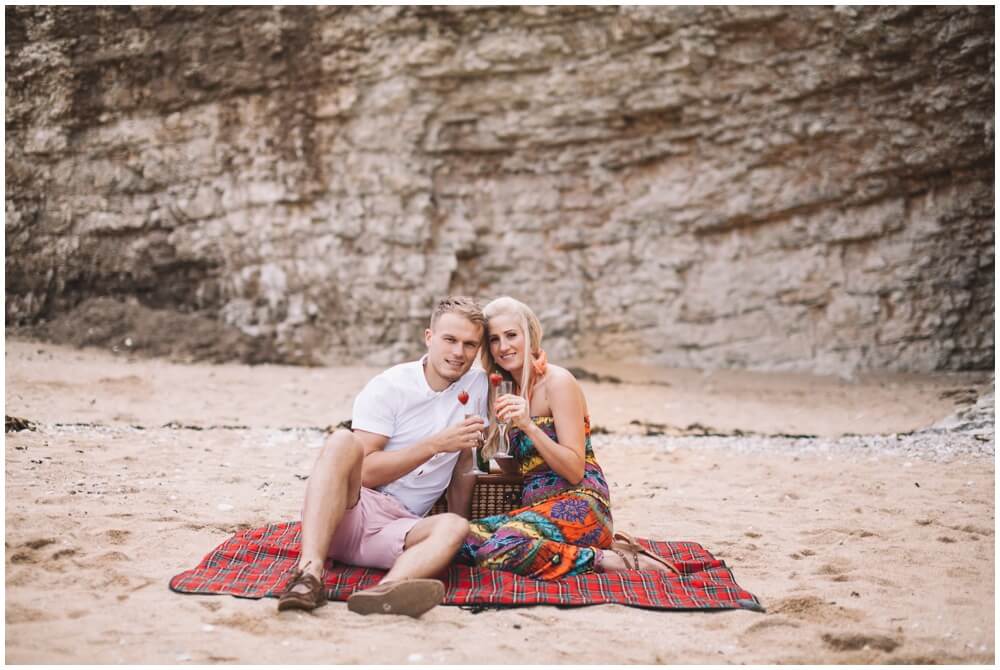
[169,521,763,612]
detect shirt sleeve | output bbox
[351,373,396,437]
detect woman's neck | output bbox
[509,366,524,391]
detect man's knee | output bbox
[436,513,470,543]
[322,429,364,464]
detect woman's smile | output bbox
[488,313,526,372]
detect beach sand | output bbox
[5,339,994,663]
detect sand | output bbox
[4,338,995,664]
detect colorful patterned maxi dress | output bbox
[457,416,613,580]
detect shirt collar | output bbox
[419,354,454,396]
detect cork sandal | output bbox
[277,565,328,612]
[613,531,682,576]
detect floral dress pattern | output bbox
[457,416,613,580]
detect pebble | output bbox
[217,503,234,512]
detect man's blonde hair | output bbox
[429,295,486,330]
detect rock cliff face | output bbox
[5,5,994,371]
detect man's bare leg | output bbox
[384,513,469,582]
[294,430,364,583]
[346,513,469,617]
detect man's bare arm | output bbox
[358,429,440,489]
[359,417,485,489]
[445,448,477,518]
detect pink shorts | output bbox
[325,487,422,570]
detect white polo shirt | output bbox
[351,356,488,516]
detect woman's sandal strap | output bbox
[614,531,681,575]
[608,542,641,570]
[639,551,682,576]
[613,531,641,549]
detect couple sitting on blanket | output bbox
[278,295,677,617]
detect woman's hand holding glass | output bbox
[495,390,530,431]
[493,382,527,459]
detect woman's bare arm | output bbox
[512,369,586,484]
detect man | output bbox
[277,296,489,618]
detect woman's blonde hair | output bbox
[479,296,544,458]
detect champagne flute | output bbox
[465,412,487,475]
[458,390,487,475]
[494,380,515,459]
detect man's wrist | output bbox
[426,437,440,458]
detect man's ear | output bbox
[424,328,433,348]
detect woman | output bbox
[457,296,678,579]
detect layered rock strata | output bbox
[5,5,994,371]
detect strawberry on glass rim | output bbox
[459,388,486,475]
[489,373,503,387]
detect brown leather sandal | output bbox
[277,566,328,612]
[613,531,682,576]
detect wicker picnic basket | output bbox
[429,472,523,517]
